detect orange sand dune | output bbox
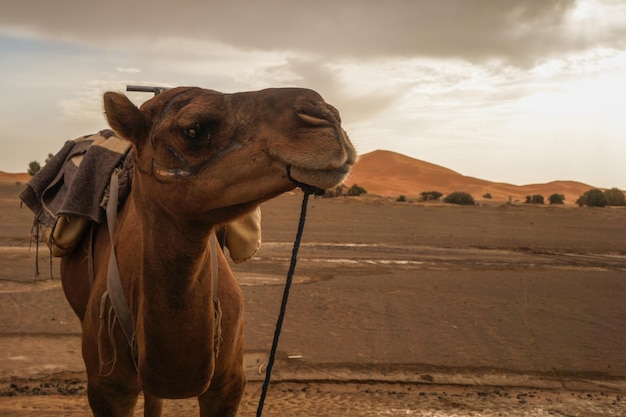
[345,150,595,204]
[0,171,31,184]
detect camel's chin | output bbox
[288,165,350,191]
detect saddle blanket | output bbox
[19,130,132,256]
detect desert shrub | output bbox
[604,187,626,206]
[396,195,407,202]
[347,184,367,196]
[548,193,565,205]
[420,191,443,201]
[27,161,41,176]
[576,188,608,207]
[323,184,347,198]
[444,191,475,205]
[525,195,544,204]
[483,193,492,199]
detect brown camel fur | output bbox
[60,86,356,417]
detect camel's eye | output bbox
[184,123,209,140]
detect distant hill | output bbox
[344,150,595,204]
[0,171,31,184]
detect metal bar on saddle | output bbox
[126,85,170,96]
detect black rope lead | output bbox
[256,186,318,417]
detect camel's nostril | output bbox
[295,103,339,126]
[297,111,331,126]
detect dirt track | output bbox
[2,376,625,416]
[1,183,626,415]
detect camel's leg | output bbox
[143,393,164,417]
[197,369,246,417]
[81,301,141,417]
[86,378,140,417]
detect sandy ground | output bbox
[1,182,626,416]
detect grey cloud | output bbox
[263,57,408,123]
[2,0,611,66]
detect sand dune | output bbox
[0,171,30,184]
[345,150,596,204]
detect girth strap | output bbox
[209,233,223,357]
[105,171,137,358]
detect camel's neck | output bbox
[118,190,218,397]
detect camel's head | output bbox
[103,87,356,222]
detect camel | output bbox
[60,86,356,416]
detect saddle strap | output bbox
[105,171,137,357]
[209,234,223,357]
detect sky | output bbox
[0,0,625,188]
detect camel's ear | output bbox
[103,92,148,146]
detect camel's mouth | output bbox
[286,163,352,193]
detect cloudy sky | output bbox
[1,0,625,188]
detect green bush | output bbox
[420,191,443,201]
[525,195,544,204]
[548,193,565,205]
[324,183,367,198]
[604,188,626,206]
[27,161,41,176]
[347,184,367,196]
[577,188,608,207]
[444,191,475,205]
[396,195,407,202]
[322,184,347,198]
[483,193,492,199]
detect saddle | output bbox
[19,130,261,262]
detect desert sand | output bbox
[1,156,625,416]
